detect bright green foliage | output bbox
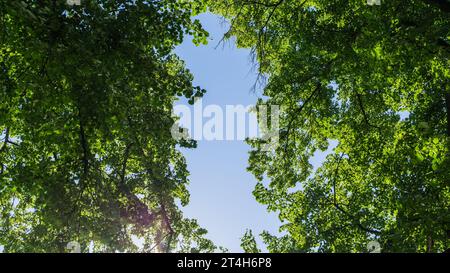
[211,0,450,252]
[240,229,261,253]
[0,0,218,253]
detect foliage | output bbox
[240,229,261,253]
[0,0,218,253]
[210,0,450,252]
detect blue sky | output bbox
[174,12,337,253]
[174,13,282,252]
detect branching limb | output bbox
[356,92,381,130]
[0,127,10,154]
[330,154,382,235]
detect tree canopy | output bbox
[0,0,219,253]
[210,0,450,252]
[1,0,449,253]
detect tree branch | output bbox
[78,117,89,178]
[0,128,10,175]
[244,0,285,8]
[330,155,382,235]
[445,92,450,137]
[160,203,174,234]
[356,92,381,130]
[332,202,382,235]
[0,127,10,154]
[120,143,133,186]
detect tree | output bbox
[0,0,218,253]
[210,0,450,252]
